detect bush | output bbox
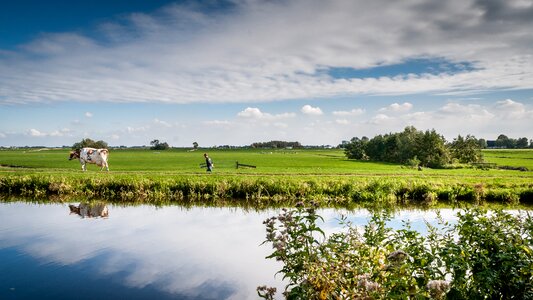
[259,207,533,299]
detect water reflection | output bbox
[0,201,464,300]
[69,202,109,218]
[0,202,284,300]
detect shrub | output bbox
[259,207,533,299]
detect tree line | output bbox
[342,126,484,168]
[488,134,531,149]
[251,140,303,149]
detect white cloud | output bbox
[127,126,147,133]
[237,107,295,120]
[85,112,93,118]
[301,105,323,116]
[203,120,233,127]
[1,0,532,105]
[379,102,413,113]
[494,99,532,119]
[27,129,45,137]
[25,128,72,138]
[0,132,6,138]
[370,114,391,124]
[438,102,481,114]
[332,108,365,116]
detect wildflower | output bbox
[427,280,450,299]
[356,274,380,292]
[257,285,277,300]
[387,250,410,263]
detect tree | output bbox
[495,134,517,148]
[449,135,483,163]
[344,127,452,168]
[417,129,450,168]
[344,137,369,159]
[516,137,529,148]
[150,139,170,150]
[72,138,108,149]
[478,138,488,149]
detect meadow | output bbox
[0,148,532,206]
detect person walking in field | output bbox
[204,153,214,173]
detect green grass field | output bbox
[0,148,532,206]
[1,147,532,174]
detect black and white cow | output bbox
[69,147,109,171]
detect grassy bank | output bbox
[0,148,531,206]
[0,173,531,206]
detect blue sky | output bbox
[0,0,532,147]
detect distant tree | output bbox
[338,140,350,149]
[495,134,517,148]
[495,134,509,148]
[516,137,529,148]
[193,142,199,149]
[344,136,369,159]
[478,138,488,149]
[150,139,170,150]
[449,135,483,163]
[72,138,108,149]
[251,141,302,149]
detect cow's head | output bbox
[68,204,80,214]
[69,149,80,160]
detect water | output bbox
[0,201,461,300]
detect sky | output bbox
[0,0,532,147]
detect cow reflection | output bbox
[69,203,109,218]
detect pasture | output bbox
[0,148,532,206]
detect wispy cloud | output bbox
[332,108,365,116]
[85,112,93,118]
[153,118,172,128]
[1,0,532,105]
[26,128,71,137]
[335,119,350,125]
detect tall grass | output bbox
[0,173,531,206]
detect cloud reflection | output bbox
[0,203,464,299]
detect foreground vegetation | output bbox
[0,148,531,206]
[259,207,533,299]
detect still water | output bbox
[0,201,459,300]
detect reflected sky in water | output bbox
[0,202,461,300]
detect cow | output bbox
[69,203,109,218]
[69,147,109,171]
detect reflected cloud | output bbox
[0,203,476,299]
[0,203,284,299]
